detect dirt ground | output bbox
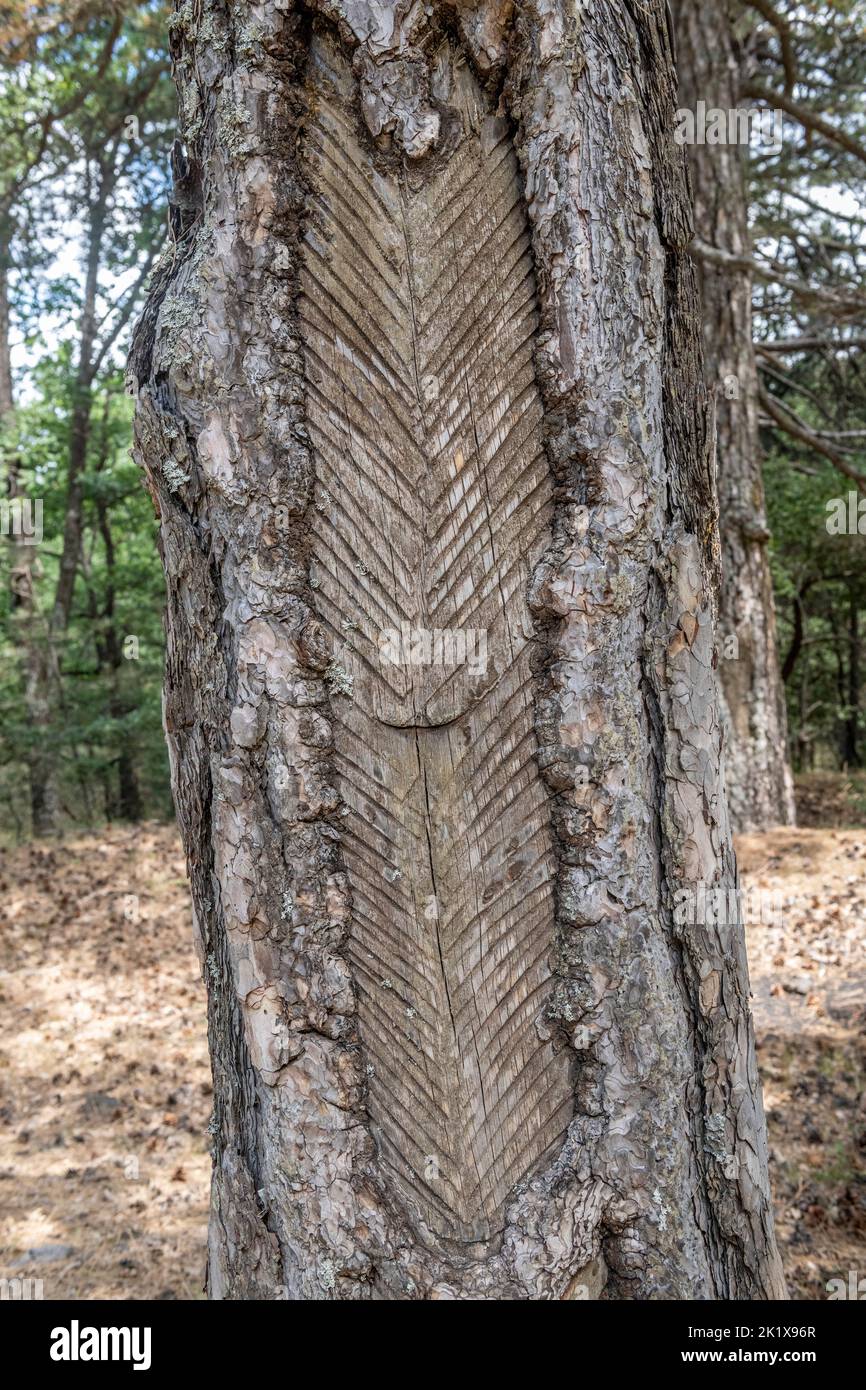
[0,826,210,1300]
[738,825,866,1300]
[0,809,863,1301]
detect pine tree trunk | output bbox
[131,0,786,1300]
[844,590,860,769]
[18,173,112,837]
[672,0,796,831]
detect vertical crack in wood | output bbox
[298,31,571,1246]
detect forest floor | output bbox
[738,824,866,1300]
[0,826,210,1300]
[0,795,864,1301]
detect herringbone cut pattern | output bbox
[299,33,570,1244]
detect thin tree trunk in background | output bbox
[782,580,813,683]
[97,504,144,821]
[845,591,860,768]
[827,607,850,766]
[672,0,796,831]
[132,0,785,1299]
[14,164,113,836]
[51,167,110,638]
[797,663,812,770]
[0,252,13,415]
[81,515,144,823]
[82,392,144,823]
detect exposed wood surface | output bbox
[299,33,568,1245]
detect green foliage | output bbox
[0,1,174,835]
[0,364,173,831]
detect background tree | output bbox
[675,0,866,800]
[673,0,796,831]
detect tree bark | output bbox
[51,164,110,639]
[0,251,13,417]
[844,589,860,769]
[672,0,796,831]
[82,498,145,823]
[131,0,785,1299]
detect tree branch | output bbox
[759,385,866,492]
[743,0,797,95]
[755,336,866,353]
[756,356,834,421]
[90,247,162,379]
[741,79,866,166]
[691,238,866,317]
